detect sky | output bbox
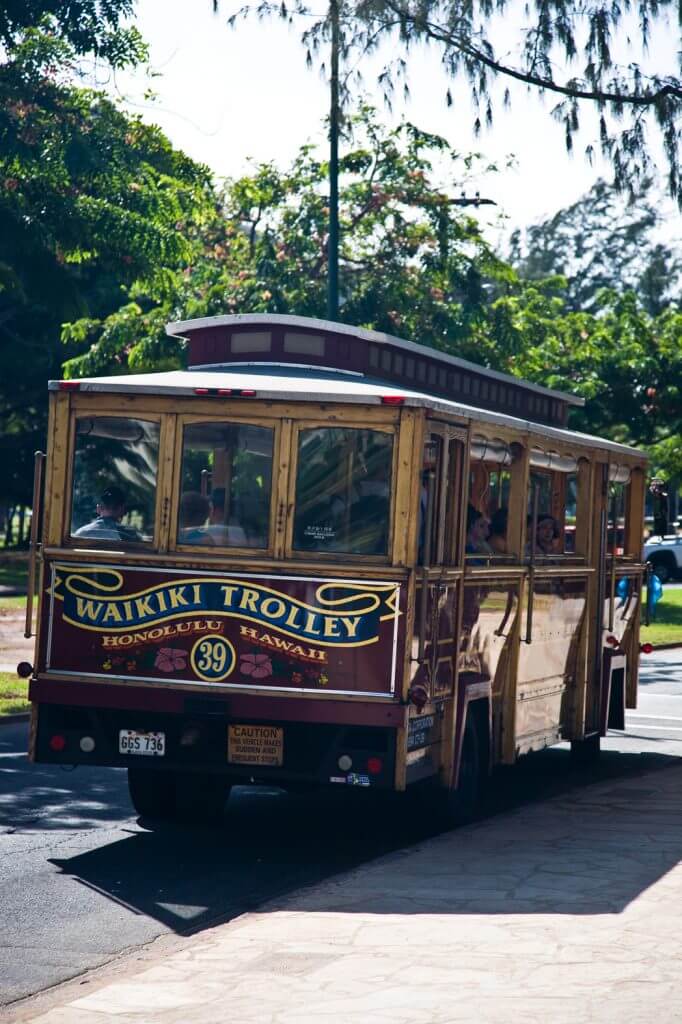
[101,0,680,247]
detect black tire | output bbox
[432,713,482,828]
[176,773,231,824]
[570,733,601,764]
[127,766,178,820]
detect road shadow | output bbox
[41,745,682,932]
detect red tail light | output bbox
[58,381,80,391]
[640,642,654,654]
[49,734,67,752]
[367,757,383,775]
[381,395,405,405]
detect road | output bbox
[1,647,681,1009]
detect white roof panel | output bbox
[49,366,645,460]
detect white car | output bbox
[643,535,682,582]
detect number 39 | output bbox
[196,639,226,673]
[190,635,235,681]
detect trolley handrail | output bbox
[524,482,539,644]
[25,450,46,639]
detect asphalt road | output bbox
[2,647,681,1009]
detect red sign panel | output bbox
[42,563,403,697]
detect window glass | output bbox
[293,427,393,555]
[527,470,559,556]
[178,422,273,548]
[70,417,159,544]
[608,481,629,556]
[564,473,578,552]
[467,462,511,558]
[419,435,443,564]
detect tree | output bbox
[509,178,682,315]
[216,0,682,207]
[0,24,213,520]
[63,109,514,378]
[0,1,145,66]
[489,284,682,478]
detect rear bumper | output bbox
[30,680,401,790]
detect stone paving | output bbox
[8,761,682,1024]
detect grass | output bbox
[641,586,682,647]
[0,672,29,716]
[0,595,28,612]
[0,555,28,592]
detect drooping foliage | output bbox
[217,0,682,206]
[0,22,213,508]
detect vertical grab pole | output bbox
[418,467,436,663]
[525,482,539,644]
[25,451,46,639]
[608,490,618,632]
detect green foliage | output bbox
[491,285,682,478]
[0,23,214,509]
[217,0,682,206]
[510,179,682,315]
[0,2,146,67]
[64,108,514,380]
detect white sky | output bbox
[101,0,680,245]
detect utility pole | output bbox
[327,0,340,322]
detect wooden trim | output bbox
[44,393,70,547]
[392,408,419,568]
[168,411,281,559]
[283,417,398,563]
[70,392,401,425]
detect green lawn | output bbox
[641,586,682,647]
[0,672,29,716]
[0,556,28,592]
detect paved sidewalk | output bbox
[9,761,682,1024]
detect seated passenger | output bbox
[535,513,560,555]
[73,486,142,542]
[178,491,213,545]
[206,486,248,546]
[489,507,508,554]
[465,504,492,560]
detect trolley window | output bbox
[527,449,582,558]
[292,427,393,555]
[70,416,159,545]
[608,466,631,556]
[467,436,513,561]
[177,422,274,549]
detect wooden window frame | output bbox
[62,406,171,554]
[285,419,399,565]
[169,413,282,559]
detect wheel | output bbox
[431,713,482,828]
[570,733,601,763]
[127,766,177,820]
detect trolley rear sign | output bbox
[44,564,402,696]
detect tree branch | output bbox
[383,2,682,107]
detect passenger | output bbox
[489,507,508,554]
[206,486,247,546]
[178,491,213,545]
[73,486,142,542]
[534,513,560,555]
[465,504,492,558]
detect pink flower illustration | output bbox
[240,653,273,679]
[154,647,187,673]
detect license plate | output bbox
[228,725,283,767]
[118,729,166,757]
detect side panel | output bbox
[40,562,404,699]
[516,575,587,753]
